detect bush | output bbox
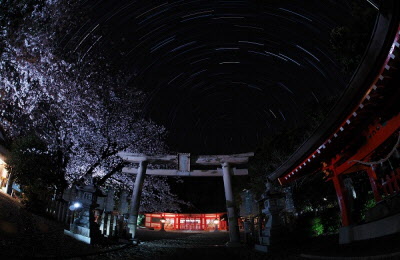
[320,208,341,234]
[311,217,324,236]
[294,207,341,238]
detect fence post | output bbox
[99,211,105,235]
[112,214,117,236]
[65,208,71,226]
[51,200,57,217]
[106,213,112,237]
[116,215,123,237]
[70,210,75,227]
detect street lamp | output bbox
[160,217,166,232]
[69,201,82,211]
[213,218,219,232]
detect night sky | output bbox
[65,0,370,155]
[66,1,374,210]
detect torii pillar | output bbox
[222,162,241,246]
[127,161,147,241]
[118,152,254,245]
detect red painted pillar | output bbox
[366,166,382,202]
[386,175,394,194]
[332,173,352,226]
[391,171,399,192]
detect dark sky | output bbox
[67,1,375,210]
[67,0,376,155]
[171,176,227,213]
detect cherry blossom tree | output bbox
[0,0,187,212]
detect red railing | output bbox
[377,168,400,197]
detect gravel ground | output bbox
[82,230,300,260]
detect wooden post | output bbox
[222,162,240,245]
[332,173,351,226]
[366,166,382,202]
[128,161,148,240]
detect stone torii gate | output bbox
[118,152,254,246]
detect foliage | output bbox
[310,212,340,237]
[236,96,338,200]
[295,207,341,238]
[320,208,341,234]
[137,214,145,226]
[292,172,338,213]
[311,217,324,236]
[342,172,376,223]
[242,126,309,199]
[358,192,376,222]
[330,0,377,76]
[6,135,66,213]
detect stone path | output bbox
[83,230,300,260]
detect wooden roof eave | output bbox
[269,0,400,184]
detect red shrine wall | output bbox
[144,212,228,231]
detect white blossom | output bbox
[0,0,187,212]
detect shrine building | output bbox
[143,212,228,231]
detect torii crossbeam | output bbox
[118,152,254,246]
[119,152,252,176]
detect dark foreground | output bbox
[1,191,400,259]
[83,230,284,260]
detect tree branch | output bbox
[95,161,129,187]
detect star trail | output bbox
[67,0,374,154]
